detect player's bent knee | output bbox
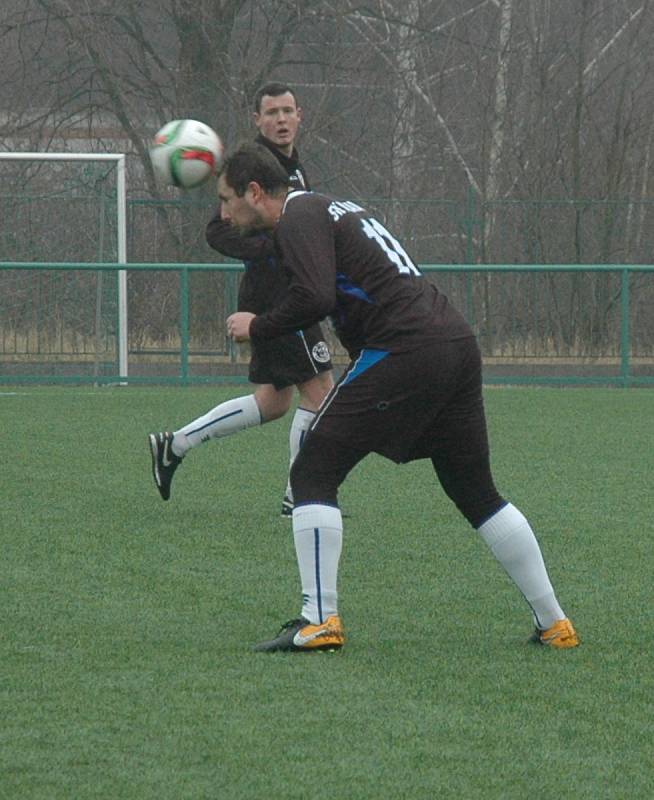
[254,385,294,422]
[431,454,504,529]
[290,444,339,505]
[296,373,334,412]
[290,433,366,506]
[459,492,506,529]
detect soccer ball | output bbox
[150,119,224,189]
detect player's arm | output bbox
[205,208,275,261]
[249,199,336,339]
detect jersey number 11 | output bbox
[361,217,421,276]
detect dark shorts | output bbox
[249,325,333,389]
[291,337,504,526]
[238,260,333,389]
[309,338,486,463]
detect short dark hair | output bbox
[220,144,290,197]
[254,82,299,113]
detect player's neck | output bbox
[275,142,294,158]
[256,132,296,160]
[261,190,289,228]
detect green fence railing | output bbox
[1,262,653,387]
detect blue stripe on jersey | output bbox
[336,272,373,303]
[341,348,390,387]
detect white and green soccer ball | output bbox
[150,119,224,189]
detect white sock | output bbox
[171,394,261,456]
[477,503,565,629]
[292,503,342,624]
[284,407,316,501]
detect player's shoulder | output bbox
[278,192,337,246]
[284,191,367,217]
[283,190,331,219]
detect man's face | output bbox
[218,174,269,234]
[254,92,302,154]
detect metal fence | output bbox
[1,261,653,387]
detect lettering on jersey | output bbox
[328,200,365,221]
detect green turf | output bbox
[2,385,653,799]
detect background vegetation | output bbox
[2,0,654,265]
[2,2,654,370]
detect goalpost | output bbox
[0,152,129,378]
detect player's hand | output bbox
[227,312,255,342]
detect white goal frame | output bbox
[0,152,128,378]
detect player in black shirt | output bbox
[222,144,579,654]
[148,84,333,516]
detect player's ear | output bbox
[253,111,262,130]
[247,181,264,202]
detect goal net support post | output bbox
[0,152,128,379]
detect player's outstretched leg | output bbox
[147,394,263,502]
[476,503,579,648]
[148,431,183,501]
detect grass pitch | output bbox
[2,385,653,799]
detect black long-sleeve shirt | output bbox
[250,192,472,357]
[205,134,311,313]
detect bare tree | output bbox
[3,0,654,360]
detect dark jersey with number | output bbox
[250,192,472,356]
